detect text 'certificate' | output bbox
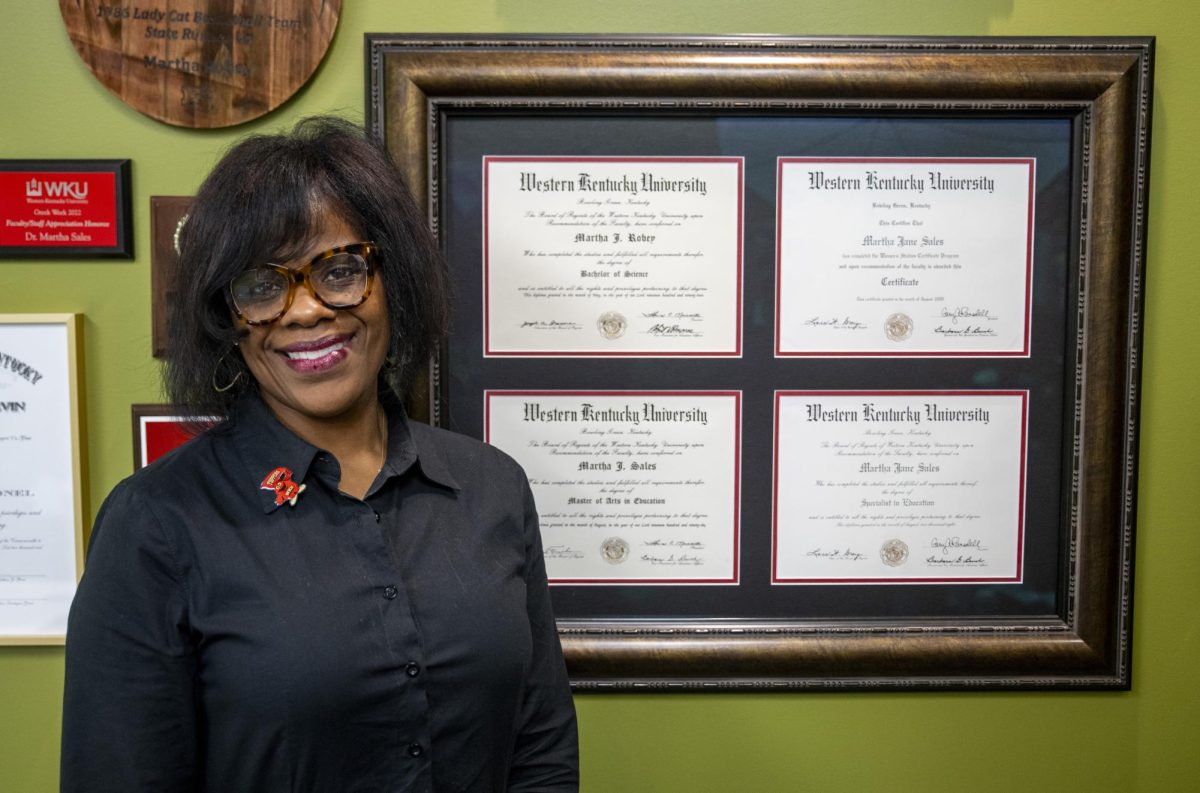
[484,157,743,357]
[486,391,740,584]
[0,316,83,642]
[776,157,1034,357]
[773,391,1027,584]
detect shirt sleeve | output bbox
[61,481,201,793]
[507,472,580,792]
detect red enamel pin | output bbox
[260,466,306,507]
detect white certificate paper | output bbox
[776,157,1034,356]
[484,156,743,357]
[485,391,740,584]
[773,391,1026,584]
[0,315,84,642]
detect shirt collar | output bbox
[378,398,460,494]
[229,392,459,514]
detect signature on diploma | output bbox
[805,547,868,561]
[929,536,987,555]
[646,324,700,337]
[924,555,987,567]
[543,545,586,559]
[641,553,704,566]
[642,311,704,321]
[939,306,998,325]
[803,316,868,330]
[644,539,706,549]
[933,324,996,337]
[520,320,583,331]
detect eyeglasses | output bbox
[228,242,377,325]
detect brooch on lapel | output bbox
[261,466,306,507]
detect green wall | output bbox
[2,2,1197,791]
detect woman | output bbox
[61,118,579,792]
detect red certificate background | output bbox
[0,171,118,248]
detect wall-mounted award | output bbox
[0,160,132,259]
[150,196,192,356]
[59,1,341,128]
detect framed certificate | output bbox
[485,390,741,584]
[773,390,1027,584]
[483,156,743,357]
[367,35,1153,690]
[131,404,205,469]
[776,157,1034,357]
[0,314,86,645]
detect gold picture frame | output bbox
[0,314,86,645]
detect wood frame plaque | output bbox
[60,1,341,128]
[149,196,192,358]
[367,35,1153,691]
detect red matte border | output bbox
[138,416,195,468]
[485,389,741,584]
[774,157,1035,358]
[771,389,1028,584]
[482,156,744,357]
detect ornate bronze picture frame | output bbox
[367,35,1153,690]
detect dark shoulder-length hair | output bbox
[164,116,448,418]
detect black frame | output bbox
[0,159,133,259]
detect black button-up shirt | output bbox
[62,395,578,792]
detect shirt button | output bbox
[407,743,424,758]
[373,511,381,523]
[405,661,421,678]
[383,585,398,600]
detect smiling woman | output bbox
[60,118,580,792]
[164,117,446,421]
[230,213,391,489]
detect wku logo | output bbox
[260,466,306,507]
[25,177,89,200]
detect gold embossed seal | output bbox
[880,539,909,567]
[600,537,630,564]
[597,311,627,340]
[884,312,913,342]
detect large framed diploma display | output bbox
[0,315,86,645]
[368,35,1153,690]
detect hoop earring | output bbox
[212,345,245,393]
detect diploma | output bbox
[776,157,1034,356]
[483,157,743,356]
[485,391,740,584]
[773,391,1026,583]
[0,317,83,641]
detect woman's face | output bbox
[236,210,390,427]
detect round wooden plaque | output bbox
[60,1,341,129]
